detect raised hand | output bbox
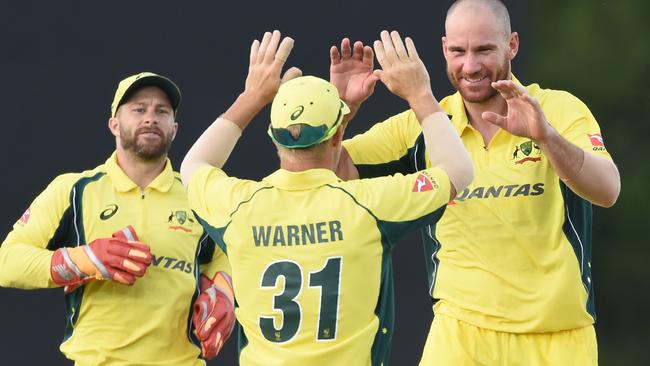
[373,31,433,105]
[244,30,301,104]
[330,38,378,108]
[482,80,553,142]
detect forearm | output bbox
[420,111,474,199]
[180,117,242,185]
[222,91,269,131]
[0,242,55,289]
[410,93,473,197]
[537,130,620,207]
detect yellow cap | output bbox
[110,72,181,117]
[268,76,350,148]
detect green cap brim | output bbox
[268,108,343,148]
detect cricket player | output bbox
[180,30,473,365]
[331,0,621,364]
[0,72,235,365]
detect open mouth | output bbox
[463,75,489,83]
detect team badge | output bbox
[512,140,542,165]
[167,210,194,233]
[175,211,187,225]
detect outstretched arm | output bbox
[181,30,300,359]
[372,30,473,199]
[483,80,620,207]
[180,30,300,186]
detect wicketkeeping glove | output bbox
[193,271,235,359]
[50,226,152,291]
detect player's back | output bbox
[230,173,387,365]
[188,165,451,366]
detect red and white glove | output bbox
[193,271,235,359]
[50,226,152,292]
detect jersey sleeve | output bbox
[342,110,422,178]
[187,166,232,228]
[346,166,451,246]
[186,165,261,253]
[546,91,612,160]
[198,235,232,278]
[0,174,76,289]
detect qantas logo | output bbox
[19,207,31,224]
[151,254,194,274]
[413,174,433,192]
[588,133,604,147]
[449,183,545,205]
[588,133,607,151]
[412,172,438,192]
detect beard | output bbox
[119,125,173,161]
[447,55,511,104]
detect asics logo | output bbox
[100,204,119,220]
[290,105,305,120]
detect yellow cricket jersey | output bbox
[187,165,451,366]
[0,152,229,366]
[343,77,612,333]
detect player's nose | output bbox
[462,54,482,75]
[142,107,159,125]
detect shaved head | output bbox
[441,0,518,104]
[446,0,512,38]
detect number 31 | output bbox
[259,257,342,343]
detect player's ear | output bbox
[171,121,179,141]
[331,125,345,147]
[108,117,120,137]
[441,36,448,59]
[508,32,519,60]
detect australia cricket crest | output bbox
[512,140,542,165]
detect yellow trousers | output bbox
[419,313,598,366]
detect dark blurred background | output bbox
[0,1,646,365]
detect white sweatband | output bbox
[206,117,243,168]
[180,117,243,186]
